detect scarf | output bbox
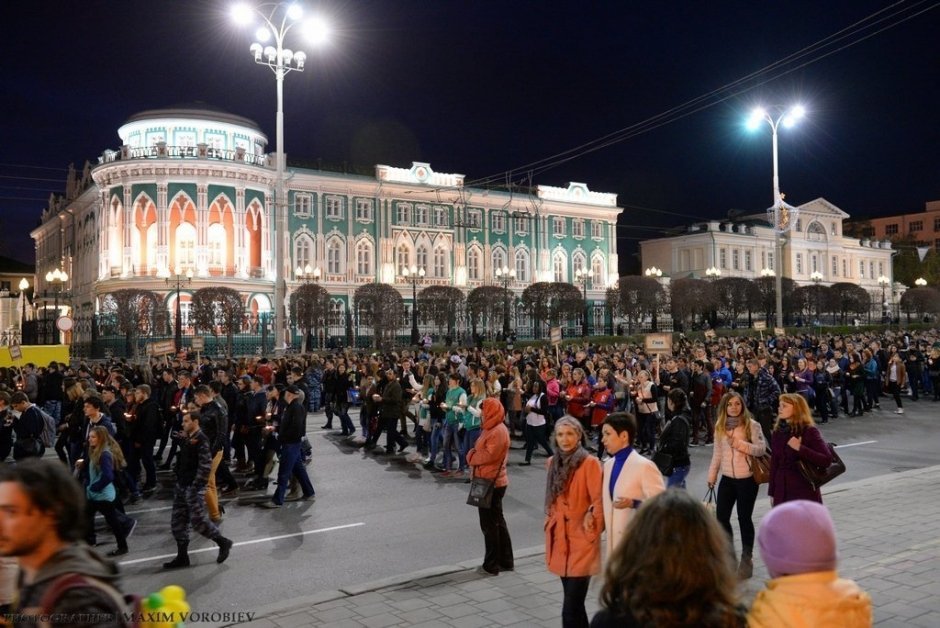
[725,415,740,431]
[545,417,588,514]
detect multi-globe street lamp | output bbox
[166,267,193,352]
[878,275,891,323]
[574,268,594,337]
[810,270,824,324]
[915,277,927,287]
[232,2,329,355]
[295,264,321,283]
[45,268,68,344]
[18,278,29,340]
[495,265,515,337]
[644,267,663,332]
[747,103,806,329]
[402,265,425,346]
[705,266,721,280]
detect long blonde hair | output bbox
[774,393,816,435]
[714,391,754,441]
[88,425,126,470]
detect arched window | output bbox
[294,234,313,270]
[553,252,565,283]
[416,245,429,272]
[591,256,604,287]
[572,253,586,276]
[467,247,481,280]
[397,244,411,275]
[208,223,226,269]
[807,221,827,242]
[434,247,447,277]
[356,240,373,276]
[329,300,344,325]
[514,249,529,282]
[327,239,343,274]
[175,223,196,270]
[492,248,507,273]
[146,223,157,272]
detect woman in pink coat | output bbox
[544,416,604,628]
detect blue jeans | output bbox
[458,427,481,472]
[667,465,690,489]
[272,442,315,505]
[428,422,443,463]
[442,422,460,471]
[42,400,62,424]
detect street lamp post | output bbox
[644,266,663,332]
[705,267,720,328]
[232,2,329,356]
[495,265,515,337]
[747,104,806,329]
[18,278,29,341]
[878,275,890,324]
[760,267,775,325]
[44,268,68,344]
[166,268,193,352]
[574,268,594,337]
[402,265,425,345]
[810,270,823,325]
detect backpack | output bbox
[35,573,144,628]
[710,378,725,407]
[37,407,58,448]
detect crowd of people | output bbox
[0,324,933,624]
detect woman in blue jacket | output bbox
[82,425,137,556]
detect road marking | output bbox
[117,522,365,566]
[124,505,174,515]
[834,440,877,448]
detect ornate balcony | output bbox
[98,142,269,168]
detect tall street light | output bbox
[232,2,330,355]
[878,275,890,324]
[575,268,594,337]
[747,103,806,328]
[644,266,663,332]
[45,268,68,344]
[166,267,193,352]
[18,278,29,340]
[810,270,823,325]
[914,277,927,287]
[495,265,515,337]
[402,265,425,345]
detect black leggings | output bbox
[888,381,903,409]
[560,576,591,628]
[716,475,759,552]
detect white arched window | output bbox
[329,300,344,325]
[514,249,529,282]
[553,252,565,283]
[416,245,429,272]
[327,238,343,274]
[176,223,196,269]
[434,247,447,277]
[467,247,481,280]
[146,223,157,271]
[208,223,226,268]
[294,234,313,270]
[572,253,586,276]
[356,240,373,276]
[807,221,827,242]
[591,256,604,287]
[492,248,507,273]
[397,243,411,275]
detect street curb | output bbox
[227,545,546,625]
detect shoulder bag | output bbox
[467,461,504,509]
[797,441,846,491]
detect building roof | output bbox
[0,255,34,274]
[123,103,263,133]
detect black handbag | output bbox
[797,442,846,490]
[652,450,673,476]
[466,476,496,508]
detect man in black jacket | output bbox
[9,393,46,460]
[366,368,408,455]
[132,385,162,495]
[260,386,315,508]
[193,386,228,523]
[163,411,233,569]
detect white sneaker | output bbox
[895,408,904,414]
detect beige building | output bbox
[848,200,940,250]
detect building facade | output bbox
[640,197,896,315]
[847,200,940,250]
[30,106,622,352]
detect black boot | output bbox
[216,536,233,564]
[163,542,190,569]
[737,547,754,580]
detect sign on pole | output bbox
[773,327,786,336]
[191,337,205,351]
[8,344,22,362]
[550,327,562,345]
[753,321,767,331]
[644,333,673,354]
[704,329,716,339]
[147,340,176,356]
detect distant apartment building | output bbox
[848,200,940,249]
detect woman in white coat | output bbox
[600,412,665,555]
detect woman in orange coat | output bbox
[544,416,604,628]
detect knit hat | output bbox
[481,398,504,427]
[758,500,838,578]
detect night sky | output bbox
[2,0,937,270]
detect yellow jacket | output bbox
[748,571,872,628]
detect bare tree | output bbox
[100,289,160,358]
[355,283,404,349]
[418,285,466,337]
[520,282,583,338]
[669,277,714,329]
[289,283,331,352]
[466,286,510,337]
[189,287,244,356]
[900,286,940,322]
[712,277,760,327]
[754,276,796,325]
[829,282,872,324]
[610,276,662,334]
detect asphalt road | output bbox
[110,396,940,614]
